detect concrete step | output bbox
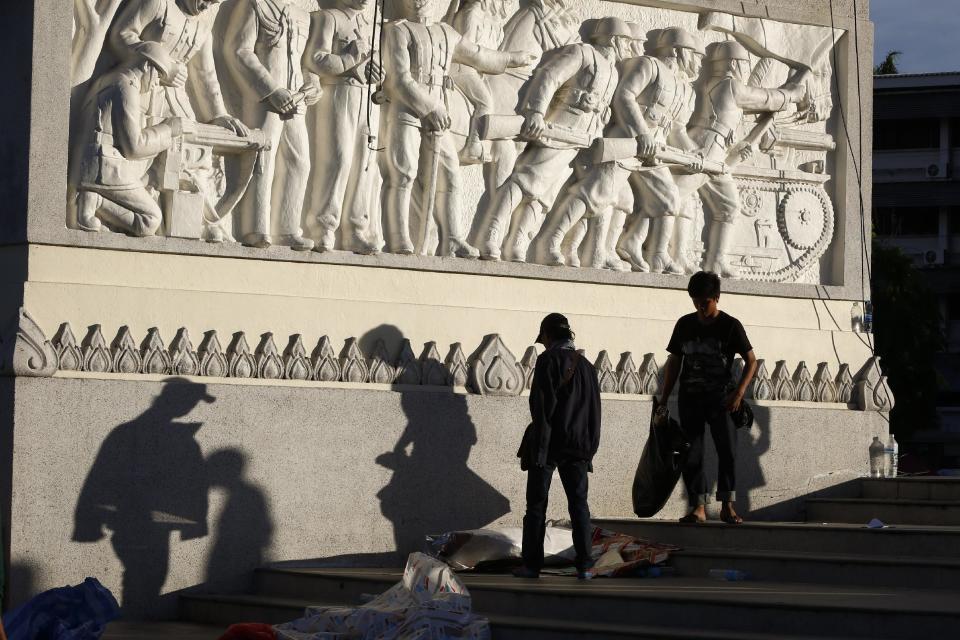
[861,477,960,501]
[806,497,960,526]
[593,517,960,558]
[103,621,225,640]
[185,570,960,639]
[669,547,960,590]
[177,590,884,640]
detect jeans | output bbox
[521,459,592,571]
[679,393,737,506]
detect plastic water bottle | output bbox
[863,301,874,334]
[709,569,750,581]
[884,435,898,478]
[636,566,676,578]
[869,436,885,478]
[851,302,864,333]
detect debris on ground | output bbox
[274,552,489,640]
[1,577,119,640]
[218,623,277,640]
[542,526,679,579]
[426,526,575,571]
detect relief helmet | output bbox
[656,27,705,55]
[705,40,751,62]
[591,17,633,40]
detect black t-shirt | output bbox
[666,311,752,395]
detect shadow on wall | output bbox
[71,378,272,617]
[307,325,511,568]
[205,448,274,593]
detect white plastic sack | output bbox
[426,526,576,571]
[275,553,490,640]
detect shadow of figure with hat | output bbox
[365,325,511,563]
[72,378,214,616]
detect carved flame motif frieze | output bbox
[4,309,886,411]
[65,1,844,286]
[111,327,142,375]
[170,328,201,376]
[616,353,641,395]
[227,333,256,379]
[469,335,524,397]
[312,336,342,383]
[283,335,312,381]
[141,328,172,375]
[53,323,83,372]
[198,331,228,379]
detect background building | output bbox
[874,72,960,464]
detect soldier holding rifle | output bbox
[479,18,632,263]
[536,27,705,271]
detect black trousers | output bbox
[521,459,592,571]
[679,393,737,506]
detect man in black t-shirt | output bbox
[659,271,758,524]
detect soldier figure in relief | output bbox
[448,0,510,165]
[559,21,646,272]
[684,41,807,277]
[221,0,321,250]
[378,0,532,258]
[609,27,705,274]
[75,0,248,236]
[302,0,382,254]
[482,18,631,263]
[465,0,580,249]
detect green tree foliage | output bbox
[874,50,902,75]
[871,242,944,438]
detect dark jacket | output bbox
[525,344,602,468]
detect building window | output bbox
[875,118,941,150]
[874,206,940,236]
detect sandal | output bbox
[679,513,706,524]
[720,512,744,525]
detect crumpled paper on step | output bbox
[274,552,490,640]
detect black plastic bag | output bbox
[632,399,690,518]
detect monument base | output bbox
[4,374,884,617]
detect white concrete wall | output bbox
[5,375,885,617]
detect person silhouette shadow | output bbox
[72,378,213,615]
[205,448,273,591]
[375,387,511,561]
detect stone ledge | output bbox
[18,234,863,301]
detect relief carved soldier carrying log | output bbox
[377,0,533,258]
[302,0,383,254]
[72,0,253,239]
[478,18,631,263]
[221,0,322,250]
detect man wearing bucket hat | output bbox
[514,313,601,579]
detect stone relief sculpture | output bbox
[676,40,808,277]
[478,17,629,262]
[70,0,267,241]
[533,26,705,271]
[65,1,846,286]
[221,0,320,250]
[377,0,532,258]
[303,0,383,253]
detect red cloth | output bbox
[218,623,276,640]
